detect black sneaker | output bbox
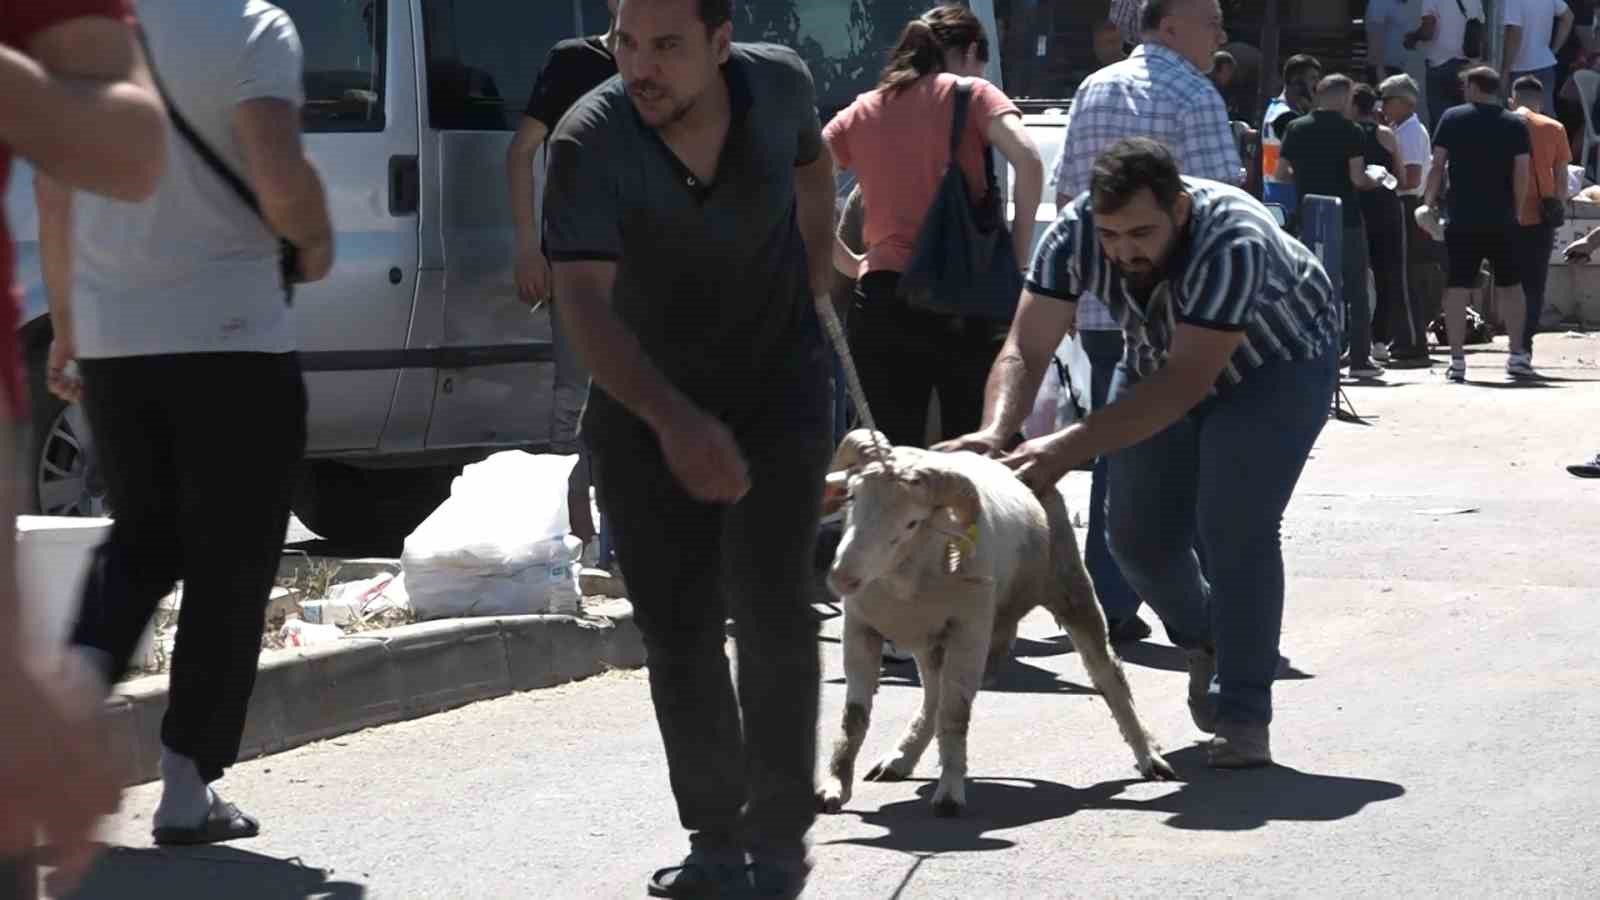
[748,858,811,900]
[1207,720,1272,769]
[1568,455,1600,479]
[648,851,749,898]
[1106,614,1152,644]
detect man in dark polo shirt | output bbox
[505,1,618,565]
[1425,65,1532,383]
[542,0,837,897]
[1277,73,1383,378]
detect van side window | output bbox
[279,0,387,133]
[422,1,581,131]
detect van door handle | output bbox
[389,155,419,216]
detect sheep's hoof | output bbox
[864,759,910,782]
[932,796,965,818]
[1141,754,1178,782]
[816,783,849,814]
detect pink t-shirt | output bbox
[823,74,1020,276]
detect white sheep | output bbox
[818,429,1175,817]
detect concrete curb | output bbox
[103,599,644,787]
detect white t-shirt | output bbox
[1366,0,1419,69]
[1392,113,1433,196]
[1505,0,1571,73]
[72,0,305,359]
[1420,0,1486,67]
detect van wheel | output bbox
[25,344,108,517]
[291,461,456,550]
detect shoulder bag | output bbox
[136,28,300,305]
[899,79,1024,320]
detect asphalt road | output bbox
[74,337,1600,899]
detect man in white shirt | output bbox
[37,0,334,847]
[1380,73,1439,364]
[1503,0,1575,112]
[1367,0,1419,83]
[1409,0,1487,129]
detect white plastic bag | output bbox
[1022,356,1064,438]
[280,619,344,647]
[402,451,584,618]
[1023,334,1091,439]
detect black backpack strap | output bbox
[135,26,295,304]
[948,78,973,159]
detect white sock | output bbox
[154,748,213,828]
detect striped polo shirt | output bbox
[1028,178,1339,386]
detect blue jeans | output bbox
[1079,330,1142,624]
[1106,344,1338,725]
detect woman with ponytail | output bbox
[822,5,1043,449]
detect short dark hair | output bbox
[698,0,733,28]
[1352,82,1380,115]
[1283,53,1322,85]
[1213,50,1236,69]
[1090,138,1185,215]
[1462,65,1501,95]
[1316,73,1353,98]
[1513,74,1545,98]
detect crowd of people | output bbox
[2,1,1597,899]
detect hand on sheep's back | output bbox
[654,405,751,504]
[931,428,1008,457]
[1001,433,1077,498]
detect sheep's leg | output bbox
[930,625,989,817]
[1055,583,1177,782]
[818,617,884,813]
[982,607,1022,689]
[1037,490,1174,780]
[864,644,943,783]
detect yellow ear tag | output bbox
[945,525,979,573]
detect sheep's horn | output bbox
[828,428,888,474]
[919,468,981,530]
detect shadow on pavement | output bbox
[1094,743,1407,832]
[66,845,365,899]
[1117,642,1314,680]
[826,747,1404,855]
[824,778,1126,853]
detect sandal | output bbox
[152,796,260,846]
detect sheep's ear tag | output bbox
[945,525,979,575]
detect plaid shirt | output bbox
[1109,0,1142,45]
[1052,43,1244,330]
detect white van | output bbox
[8,0,1065,544]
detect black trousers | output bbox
[1363,189,1419,350]
[1515,222,1556,355]
[588,356,832,863]
[1399,194,1443,357]
[69,353,306,783]
[849,271,1004,448]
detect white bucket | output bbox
[15,515,113,657]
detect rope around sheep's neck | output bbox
[813,292,893,466]
[815,292,963,575]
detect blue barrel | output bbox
[1297,194,1346,333]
